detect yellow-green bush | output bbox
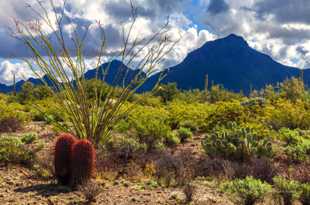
[0,134,42,165]
[167,101,211,131]
[30,98,67,123]
[205,101,248,131]
[126,105,174,151]
[221,176,272,205]
[264,99,310,130]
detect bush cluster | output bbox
[202,123,273,161]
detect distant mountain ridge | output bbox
[159,34,310,93]
[1,34,309,94]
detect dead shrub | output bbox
[195,158,236,179]
[155,150,197,186]
[183,183,195,204]
[249,157,275,183]
[0,117,22,133]
[79,182,102,204]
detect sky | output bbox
[0,0,310,84]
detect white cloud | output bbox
[0,60,34,84]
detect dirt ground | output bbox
[0,123,235,205]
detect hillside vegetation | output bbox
[0,77,309,204]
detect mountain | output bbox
[0,60,153,93]
[159,34,306,93]
[0,34,309,94]
[0,83,10,93]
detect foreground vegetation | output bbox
[0,77,309,204]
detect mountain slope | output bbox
[160,34,304,93]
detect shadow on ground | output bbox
[14,183,71,197]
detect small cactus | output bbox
[54,133,77,185]
[71,139,96,187]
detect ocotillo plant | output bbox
[14,0,178,146]
[70,139,96,187]
[54,133,77,185]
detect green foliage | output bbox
[105,135,147,159]
[0,103,28,122]
[202,123,273,161]
[279,128,310,162]
[280,77,305,102]
[17,1,173,146]
[114,119,131,133]
[262,84,277,101]
[31,98,67,123]
[208,84,243,103]
[265,99,310,130]
[84,79,109,100]
[128,105,172,151]
[279,128,303,145]
[154,83,179,103]
[0,135,42,165]
[17,82,53,103]
[285,140,310,162]
[221,177,272,205]
[165,131,180,147]
[300,183,310,205]
[205,101,247,131]
[167,101,211,131]
[177,127,193,143]
[273,176,302,205]
[132,93,162,107]
[21,133,37,144]
[173,89,205,103]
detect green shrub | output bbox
[202,123,273,161]
[0,98,30,132]
[221,176,272,205]
[165,132,180,147]
[154,83,179,103]
[0,135,41,165]
[177,127,193,143]
[128,105,172,151]
[279,128,303,145]
[32,98,67,123]
[265,100,310,130]
[208,85,243,103]
[21,133,37,144]
[105,135,147,159]
[273,176,302,205]
[279,128,310,162]
[205,101,247,131]
[167,101,211,131]
[300,183,310,205]
[114,120,131,133]
[285,140,310,162]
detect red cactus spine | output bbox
[54,133,77,185]
[70,139,96,187]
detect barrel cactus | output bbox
[70,139,96,187]
[54,133,77,185]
